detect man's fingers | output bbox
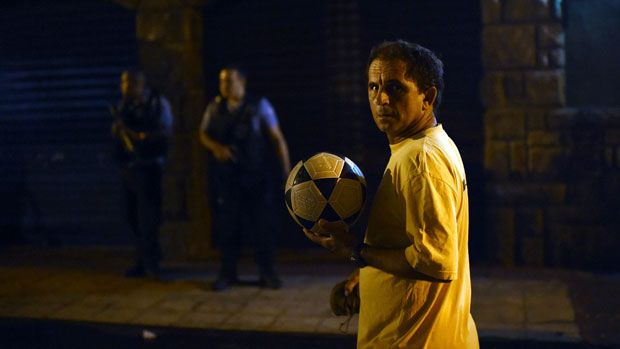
[303,228,334,250]
[318,219,348,235]
[303,228,324,244]
[344,277,359,296]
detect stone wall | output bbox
[481,0,620,269]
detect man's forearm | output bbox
[199,131,219,152]
[361,245,448,282]
[276,138,291,176]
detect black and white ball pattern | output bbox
[284,152,367,233]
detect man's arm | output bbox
[360,245,450,282]
[304,221,449,283]
[267,125,291,180]
[259,98,291,179]
[129,96,173,142]
[198,101,235,162]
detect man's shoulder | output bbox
[394,136,452,175]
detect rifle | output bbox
[109,104,135,153]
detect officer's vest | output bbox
[117,91,168,165]
[207,96,274,179]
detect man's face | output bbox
[367,59,427,140]
[120,72,144,101]
[219,69,246,100]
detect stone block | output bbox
[510,141,527,175]
[547,206,604,225]
[537,50,549,68]
[526,110,547,130]
[523,282,574,322]
[486,110,526,139]
[604,147,614,167]
[483,25,537,68]
[605,130,620,145]
[551,0,563,19]
[520,236,545,266]
[482,0,502,24]
[503,72,525,100]
[486,207,516,265]
[488,182,566,204]
[527,130,561,146]
[547,48,566,67]
[528,146,565,174]
[485,141,510,176]
[547,108,578,128]
[537,23,564,48]
[137,12,170,43]
[504,0,551,21]
[517,207,545,236]
[524,70,566,106]
[481,72,506,107]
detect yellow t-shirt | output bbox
[358,125,478,348]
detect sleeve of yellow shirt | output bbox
[402,172,459,281]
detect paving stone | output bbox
[317,315,358,334]
[176,311,231,328]
[196,299,246,313]
[525,291,575,323]
[244,299,283,316]
[109,292,167,309]
[473,296,526,325]
[51,305,107,321]
[525,322,581,342]
[222,313,276,331]
[131,308,186,326]
[281,300,332,317]
[156,297,199,312]
[269,315,322,333]
[12,303,68,319]
[477,323,528,340]
[91,306,144,324]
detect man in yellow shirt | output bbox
[304,40,479,348]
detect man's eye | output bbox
[368,84,378,92]
[386,84,403,94]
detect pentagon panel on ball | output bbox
[284,152,367,233]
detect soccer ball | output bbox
[284,152,367,233]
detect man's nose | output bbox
[374,89,389,105]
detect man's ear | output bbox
[423,86,438,111]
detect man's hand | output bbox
[345,268,360,296]
[211,143,235,162]
[303,219,358,259]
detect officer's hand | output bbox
[212,144,235,162]
[111,121,123,136]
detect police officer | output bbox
[199,65,290,290]
[111,68,173,278]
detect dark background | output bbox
[0,0,618,267]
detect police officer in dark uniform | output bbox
[111,68,173,278]
[199,66,290,290]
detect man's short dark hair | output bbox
[123,67,146,82]
[367,40,444,110]
[221,64,247,81]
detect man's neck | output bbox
[226,96,244,112]
[387,114,437,144]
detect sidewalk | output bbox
[0,246,618,347]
